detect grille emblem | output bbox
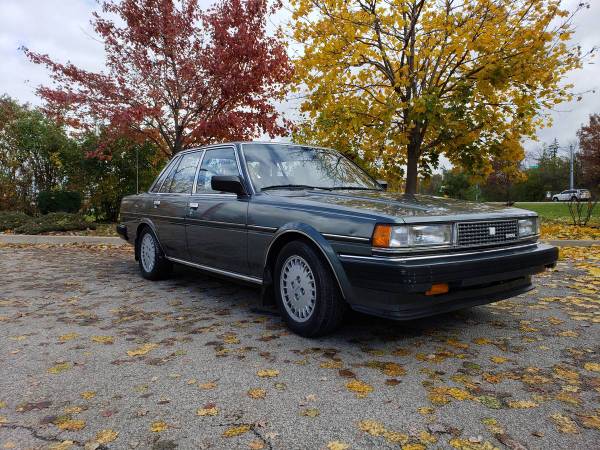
[488,227,496,236]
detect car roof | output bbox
[176,141,335,156]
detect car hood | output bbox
[267,190,533,222]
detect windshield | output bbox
[242,143,381,191]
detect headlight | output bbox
[518,217,538,237]
[373,224,453,248]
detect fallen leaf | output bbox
[150,421,168,432]
[248,388,266,399]
[550,413,579,434]
[196,405,219,416]
[48,442,74,450]
[95,429,118,444]
[346,379,374,398]
[91,336,114,345]
[249,439,265,449]
[508,400,538,409]
[59,333,79,342]
[127,343,159,357]
[56,419,85,431]
[584,362,600,372]
[198,381,217,390]
[300,408,320,417]
[223,424,251,437]
[257,369,279,378]
[80,391,96,400]
[327,441,349,450]
[48,362,72,374]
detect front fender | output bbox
[265,222,354,303]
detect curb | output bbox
[1,235,598,248]
[0,234,128,246]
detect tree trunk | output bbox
[405,144,418,195]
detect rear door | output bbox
[153,151,202,259]
[186,146,249,274]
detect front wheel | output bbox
[571,196,577,201]
[274,241,346,337]
[138,228,172,280]
[552,197,559,202]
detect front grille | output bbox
[457,220,518,247]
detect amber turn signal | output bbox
[372,224,392,247]
[425,283,449,296]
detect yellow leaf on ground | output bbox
[222,424,251,437]
[48,362,72,374]
[150,421,168,432]
[581,414,600,430]
[197,406,218,416]
[127,343,158,357]
[320,360,343,369]
[490,356,508,364]
[198,381,217,390]
[358,420,386,436]
[584,362,600,372]
[48,442,74,450]
[327,441,349,450]
[346,379,374,398]
[56,419,85,431]
[508,400,539,409]
[59,333,79,342]
[550,413,579,434]
[301,408,320,417]
[257,369,279,378]
[449,438,499,450]
[91,336,114,344]
[80,391,96,400]
[95,429,118,444]
[247,388,266,399]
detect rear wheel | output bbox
[552,197,559,202]
[138,227,172,280]
[570,196,577,201]
[274,240,346,337]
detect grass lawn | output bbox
[514,202,599,224]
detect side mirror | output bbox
[377,179,388,191]
[211,175,246,195]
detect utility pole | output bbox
[136,147,139,194]
[569,144,574,190]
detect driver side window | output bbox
[195,147,239,193]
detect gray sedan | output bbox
[117,142,558,336]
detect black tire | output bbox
[137,227,172,280]
[274,240,346,337]
[552,197,558,202]
[570,196,577,201]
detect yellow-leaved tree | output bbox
[291,0,584,194]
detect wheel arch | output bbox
[134,219,164,261]
[261,223,353,304]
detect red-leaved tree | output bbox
[577,114,600,193]
[24,0,292,157]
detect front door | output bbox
[186,146,248,274]
[153,151,202,259]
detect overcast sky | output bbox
[1,0,598,162]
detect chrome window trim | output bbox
[166,256,262,284]
[344,242,540,262]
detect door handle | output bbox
[153,200,161,208]
[189,202,199,209]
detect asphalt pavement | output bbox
[0,243,598,450]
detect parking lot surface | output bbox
[0,244,598,450]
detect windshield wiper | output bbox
[329,186,380,191]
[261,184,332,191]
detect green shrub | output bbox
[12,212,95,235]
[0,211,31,231]
[37,191,82,214]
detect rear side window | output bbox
[163,152,202,194]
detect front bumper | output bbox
[339,243,558,320]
